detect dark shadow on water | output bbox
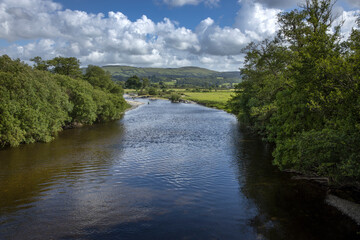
[0,120,126,216]
[234,127,360,240]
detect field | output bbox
[180,90,234,111]
[124,88,235,111]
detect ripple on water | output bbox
[0,99,359,240]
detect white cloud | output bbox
[196,18,250,55]
[246,0,300,9]
[0,0,359,72]
[332,8,360,38]
[162,0,220,7]
[345,0,360,8]
[156,18,200,52]
[235,1,281,40]
[1,0,61,12]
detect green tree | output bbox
[84,65,113,91]
[148,87,157,95]
[229,0,360,182]
[0,55,71,147]
[228,38,292,137]
[141,77,150,89]
[125,75,142,90]
[169,93,181,102]
[47,57,83,79]
[0,55,128,148]
[159,81,166,90]
[30,56,49,71]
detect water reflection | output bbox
[0,99,358,240]
[0,121,125,215]
[235,128,359,240]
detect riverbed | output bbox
[0,99,358,239]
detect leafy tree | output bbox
[159,81,166,90]
[0,55,71,147]
[30,56,49,71]
[169,93,181,102]
[0,55,128,148]
[141,77,150,89]
[125,75,142,90]
[47,57,83,79]
[148,87,157,95]
[84,65,113,91]
[228,38,292,137]
[229,0,360,182]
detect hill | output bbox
[102,65,241,88]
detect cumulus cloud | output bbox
[332,8,360,38]
[0,0,251,70]
[0,0,359,71]
[249,0,360,10]
[345,0,360,8]
[235,1,281,40]
[196,18,250,55]
[244,0,300,9]
[156,18,200,52]
[162,0,220,7]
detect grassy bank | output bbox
[125,89,234,111]
[181,90,233,111]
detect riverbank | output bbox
[288,170,360,225]
[126,90,233,112]
[125,99,145,111]
[326,194,360,225]
[180,91,233,111]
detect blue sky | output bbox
[56,0,239,29]
[55,0,359,28]
[0,0,359,71]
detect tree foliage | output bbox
[84,65,124,94]
[0,55,127,148]
[125,75,142,90]
[47,57,83,79]
[30,56,49,71]
[229,0,360,182]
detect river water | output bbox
[0,99,358,239]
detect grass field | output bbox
[123,88,235,111]
[181,90,234,111]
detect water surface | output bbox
[0,99,358,239]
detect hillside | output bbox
[103,66,216,77]
[102,65,241,87]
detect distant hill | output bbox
[102,65,241,88]
[103,66,217,78]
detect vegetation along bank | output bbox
[0,55,128,148]
[228,0,360,187]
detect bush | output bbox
[169,93,181,102]
[148,87,157,95]
[0,56,71,147]
[0,55,127,148]
[274,128,360,181]
[138,89,148,96]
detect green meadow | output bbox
[125,88,234,111]
[181,90,234,111]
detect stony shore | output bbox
[326,194,360,225]
[125,99,144,112]
[289,171,360,225]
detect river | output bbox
[0,99,358,239]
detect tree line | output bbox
[0,55,128,148]
[228,0,360,183]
